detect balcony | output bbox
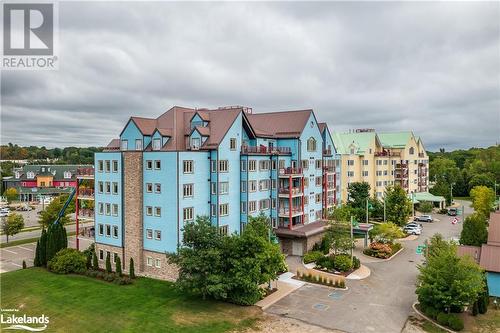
[279,167,303,178]
[78,226,95,240]
[418,153,425,158]
[278,207,304,218]
[241,145,291,155]
[375,150,401,157]
[396,163,408,169]
[278,187,303,197]
[323,166,335,173]
[78,188,94,200]
[78,209,95,221]
[395,172,409,179]
[77,167,94,179]
[323,149,333,156]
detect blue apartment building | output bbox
[94,106,339,279]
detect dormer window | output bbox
[27,171,35,179]
[409,147,415,155]
[64,171,72,179]
[121,139,128,150]
[153,138,161,151]
[307,137,317,152]
[191,138,201,150]
[135,139,143,151]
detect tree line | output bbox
[428,145,499,203]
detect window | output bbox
[219,203,229,216]
[304,178,309,188]
[98,160,103,172]
[103,182,110,194]
[272,179,276,189]
[241,202,247,213]
[155,183,161,193]
[183,160,193,173]
[113,226,118,238]
[98,224,104,235]
[259,179,270,191]
[154,207,161,217]
[219,160,228,172]
[211,204,217,217]
[376,160,382,166]
[219,225,229,236]
[347,171,354,177]
[409,147,415,155]
[146,229,153,239]
[376,171,382,176]
[154,230,161,240]
[249,180,257,192]
[279,159,285,169]
[99,249,104,260]
[248,201,257,213]
[316,194,321,203]
[112,182,118,194]
[183,207,194,222]
[307,137,317,151]
[241,181,247,192]
[211,182,217,195]
[121,140,128,150]
[135,139,143,150]
[363,171,369,177]
[272,198,277,209]
[183,184,194,197]
[153,138,161,151]
[146,160,152,170]
[384,160,388,165]
[211,160,217,172]
[190,137,200,150]
[259,199,270,210]
[219,182,229,194]
[112,204,118,216]
[146,206,153,216]
[147,257,153,266]
[98,203,104,215]
[384,170,388,176]
[315,160,322,169]
[316,176,322,186]
[230,138,237,150]
[105,203,111,216]
[112,160,118,172]
[106,224,111,237]
[241,160,247,171]
[155,258,161,268]
[271,160,277,170]
[146,183,153,193]
[248,160,256,171]
[98,181,103,193]
[105,160,111,172]
[259,160,270,170]
[271,218,277,228]
[154,160,161,170]
[302,160,308,169]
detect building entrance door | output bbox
[292,241,303,256]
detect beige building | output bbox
[332,129,428,202]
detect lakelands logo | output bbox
[1,309,49,331]
[2,1,59,70]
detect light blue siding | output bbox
[487,272,500,297]
[94,152,123,247]
[120,120,143,151]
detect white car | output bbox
[0,211,9,217]
[403,226,421,235]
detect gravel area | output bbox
[244,314,342,333]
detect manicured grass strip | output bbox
[1,231,77,248]
[1,268,261,333]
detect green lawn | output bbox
[1,268,262,333]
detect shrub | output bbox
[352,256,361,269]
[303,251,324,264]
[316,256,335,271]
[115,256,122,277]
[103,273,115,282]
[105,252,112,273]
[438,208,448,214]
[312,235,332,254]
[92,252,99,270]
[113,277,132,285]
[366,242,393,259]
[436,312,449,326]
[129,258,135,279]
[391,243,402,254]
[472,301,479,316]
[86,252,92,269]
[338,280,345,288]
[22,260,27,269]
[334,254,353,272]
[47,248,86,274]
[447,314,464,331]
[422,305,439,319]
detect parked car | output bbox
[406,222,423,230]
[403,226,422,235]
[447,208,457,216]
[414,215,433,223]
[0,211,9,217]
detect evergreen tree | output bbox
[86,252,92,269]
[39,229,47,266]
[22,260,26,269]
[105,252,112,273]
[129,258,135,279]
[92,252,99,270]
[45,224,56,262]
[472,301,479,316]
[34,240,41,267]
[115,256,122,276]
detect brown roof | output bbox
[480,244,500,272]
[193,126,210,137]
[487,211,500,246]
[274,220,328,239]
[457,245,481,263]
[156,128,173,136]
[106,138,120,148]
[246,109,313,138]
[130,117,157,135]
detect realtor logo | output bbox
[2,2,58,70]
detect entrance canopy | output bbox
[409,192,446,208]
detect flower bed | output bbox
[363,242,402,259]
[295,268,346,289]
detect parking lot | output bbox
[266,206,469,333]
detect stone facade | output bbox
[123,152,144,272]
[95,243,124,270]
[140,249,179,281]
[279,231,326,256]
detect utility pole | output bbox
[450,182,454,205]
[366,198,369,223]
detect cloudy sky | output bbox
[1,1,499,151]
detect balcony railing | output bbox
[278,207,303,216]
[396,163,408,169]
[375,151,401,157]
[418,153,425,158]
[323,166,335,172]
[323,149,333,156]
[78,189,94,197]
[77,167,94,177]
[278,187,303,196]
[395,172,409,179]
[279,167,303,176]
[78,209,95,218]
[241,145,291,155]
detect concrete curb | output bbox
[346,264,371,280]
[256,281,301,310]
[412,302,458,333]
[361,246,404,262]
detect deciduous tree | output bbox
[1,213,24,243]
[3,188,18,203]
[470,186,495,218]
[460,213,488,247]
[385,185,412,226]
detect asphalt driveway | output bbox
[266,206,469,333]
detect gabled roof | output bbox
[246,109,313,138]
[129,117,157,135]
[190,126,210,137]
[106,138,120,149]
[318,122,327,134]
[332,131,379,155]
[377,131,413,148]
[155,128,173,137]
[14,165,92,181]
[480,244,500,273]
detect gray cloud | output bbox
[1,1,499,150]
